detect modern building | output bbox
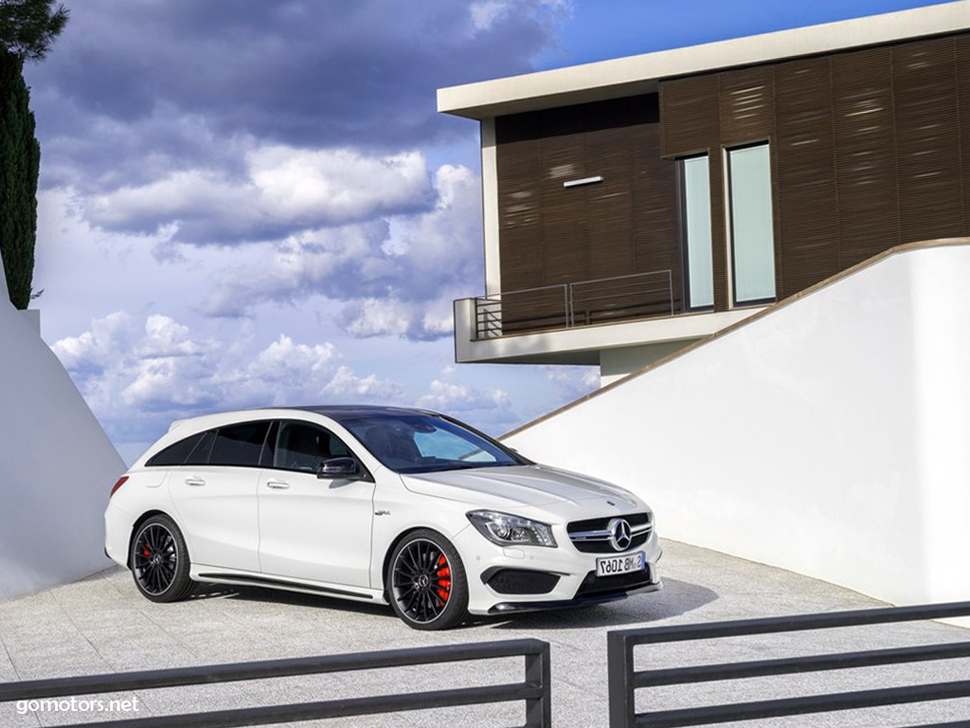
[439,0,970,384]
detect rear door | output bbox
[169,421,269,572]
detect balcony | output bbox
[453,270,766,369]
[469,271,675,340]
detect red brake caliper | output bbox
[436,555,451,603]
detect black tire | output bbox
[387,529,468,630]
[130,514,195,603]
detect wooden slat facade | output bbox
[495,95,679,331]
[774,57,841,295]
[494,31,970,330]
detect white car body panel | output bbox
[257,468,376,589]
[105,406,662,621]
[168,465,261,572]
[401,464,643,509]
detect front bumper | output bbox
[488,565,663,614]
[455,524,663,616]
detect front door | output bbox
[257,420,376,589]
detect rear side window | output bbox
[184,430,216,466]
[208,421,271,468]
[259,420,280,467]
[146,433,204,467]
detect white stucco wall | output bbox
[0,257,125,601]
[506,244,970,608]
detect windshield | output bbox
[340,413,524,474]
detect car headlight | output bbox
[466,510,557,548]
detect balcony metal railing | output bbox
[471,270,673,340]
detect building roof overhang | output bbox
[437,1,970,120]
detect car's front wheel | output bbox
[387,529,468,630]
[130,514,195,603]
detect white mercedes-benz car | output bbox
[105,406,662,629]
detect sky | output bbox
[22,0,952,464]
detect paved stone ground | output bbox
[1,539,968,727]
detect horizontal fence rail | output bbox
[471,270,673,339]
[0,638,551,728]
[607,601,970,728]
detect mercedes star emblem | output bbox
[608,518,632,552]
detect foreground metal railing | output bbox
[607,601,970,728]
[472,270,673,339]
[0,638,551,728]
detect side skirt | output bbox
[192,569,387,605]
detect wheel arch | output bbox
[379,526,449,598]
[126,510,172,569]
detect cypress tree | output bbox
[0,48,40,309]
[0,0,68,309]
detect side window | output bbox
[184,430,216,466]
[208,421,271,468]
[274,421,352,473]
[146,432,204,467]
[260,420,280,467]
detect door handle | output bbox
[266,479,290,490]
[184,477,206,487]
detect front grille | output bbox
[567,512,652,553]
[484,568,560,595]
[574,568,655,598]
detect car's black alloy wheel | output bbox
[388,529,468,630]
[131,514,195,603]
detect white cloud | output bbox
[340,299,413,338]
[470,0,514,31]
[84,145,434,243]
[247,335,338,381]
[542,365,600,401]
[414,367,519,432]
[417,377,510,413]
[200,163,482,341]
[251,147,429,225]
[136,315,208,358]
[470,0,571,32]
[324,366,402,399]
[52,311,138,374]
[52,313,403,444]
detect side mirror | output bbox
[317,457,360,480]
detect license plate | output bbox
[596,551,644,577]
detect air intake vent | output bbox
[484,568,560,595]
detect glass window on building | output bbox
[681,155,714,310]
[728,144,776,305]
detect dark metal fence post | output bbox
[524,641,552,728]
[608,630,635,728]
[0,639,551,728]
[605,601,970,728]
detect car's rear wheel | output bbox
[388,530,468,630]
[131,515,195,602]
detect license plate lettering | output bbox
[596,552,644,577]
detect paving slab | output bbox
[0,539,967,727]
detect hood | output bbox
[401,464,642,512]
